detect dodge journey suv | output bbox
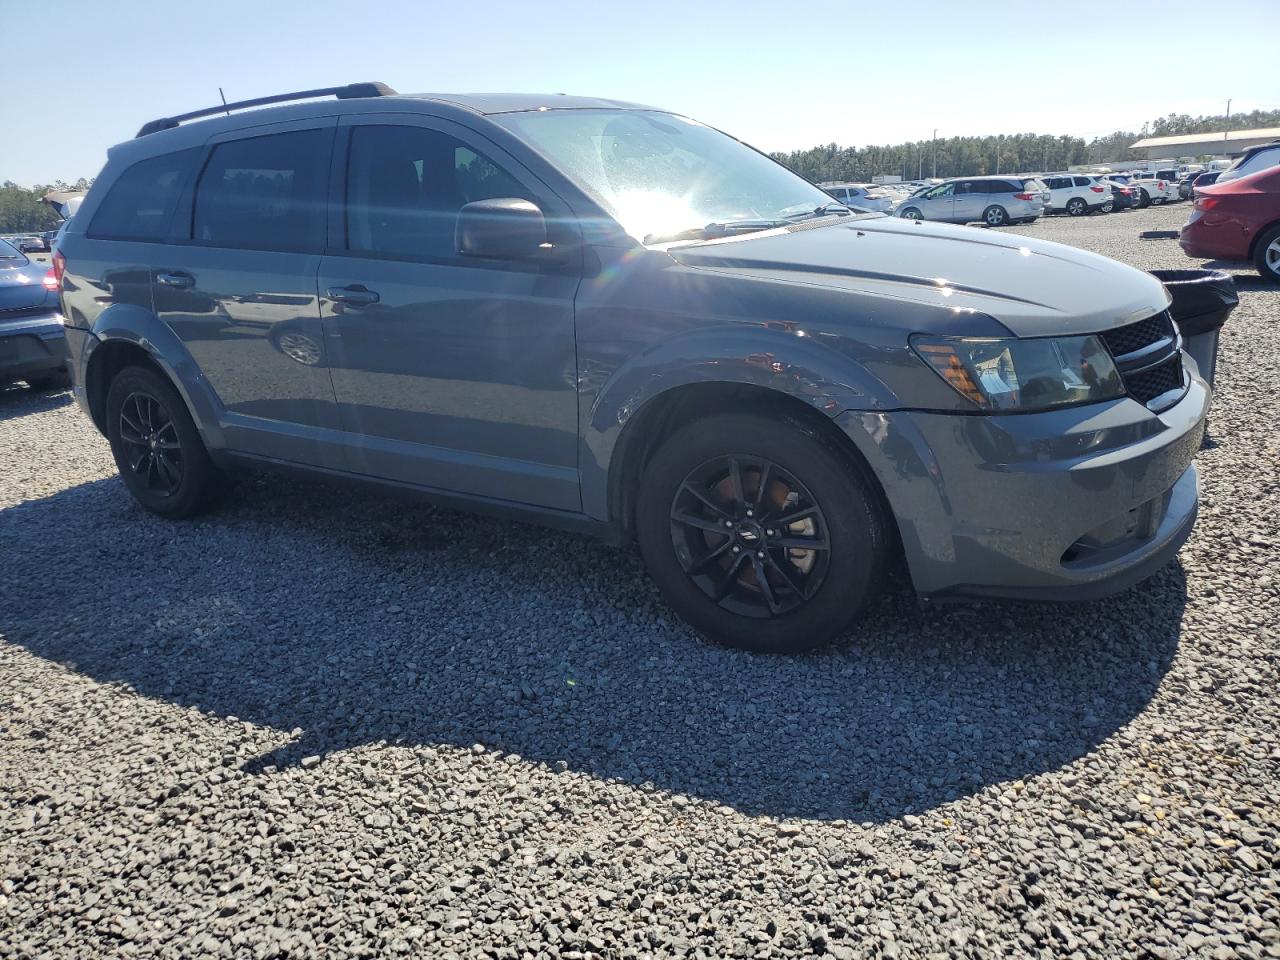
[57,83,1209,653]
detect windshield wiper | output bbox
[643,219,790,246]
[783,202,854,221]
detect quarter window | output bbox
[344,125,534,260]
[191,130,328,252]
[87,149,200,242]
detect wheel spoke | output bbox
[770,534,829,552]
[119,425,147,445]
[120,411,146,437]
[772,505,820,527]
[727,457,745,506]
[128,449,149,474]
[679,482,732,520]
[710,551,749,602]
[686,537,734,575]
[765,552,808,599]
[672,510,731,535]
[752,461,773,512]
[750,555,784,614]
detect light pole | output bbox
[932,128,937,179]
[1225,98,1232,147]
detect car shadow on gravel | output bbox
[0,384,72,422]
[1,472,1187,822]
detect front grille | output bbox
[1098,311,1186,411]
[1123,355,1185,406]
[1099,311,1175,359]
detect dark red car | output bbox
[1180,165,1280,283]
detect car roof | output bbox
[402,92,657,114]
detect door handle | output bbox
[156,271,194,288]
[326,284,380,306]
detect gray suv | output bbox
[57,83,1209,653]
[896,176,1049,226]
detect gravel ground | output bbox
[2,203,1277,959]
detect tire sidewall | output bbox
[106,365,216,518]
[635,413,885,654]
[1254,225,1280,283]
[984,206,1006,226]
[901,208,922,221]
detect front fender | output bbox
[579,325,898,520]
[89,304,227,451]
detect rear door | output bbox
[951,180,985,222]
[316,115,582,511]
[151,118,343,468]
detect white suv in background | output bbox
[1042,174,1113,216]
[1216,141,1280,184]
[819,182,896,213]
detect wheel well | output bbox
[84,340,163,434]
[1247,218,1280,261]
[608,382,894,547]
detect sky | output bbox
[2,0,1277,187]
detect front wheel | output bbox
[1255,224,1280,283]
[1138,189,1152,208]
[106,365,223,518]
[635,412,889,653]
[899,207,923,221]
[983,205,1008,227]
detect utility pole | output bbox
[932,128,937,179]
[1225,98,1232,146]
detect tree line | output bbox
[771,108,1280,184]
[0,179,93,235]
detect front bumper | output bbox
[1,312,66,383]
[837,371,1209,600]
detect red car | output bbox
[1180,165,1280,283]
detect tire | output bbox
[900,207,923,221]
[635,412,889,654]
[1066,197,1087,217]
[26,370,71,390]
[1255,223,1280,284]
[982,205,1008,227]
[105,364,223,518]
[1138,189,1152,208]
[1101,201,1114,213]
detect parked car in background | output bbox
[17,236,49,253]
[1042,174,1112,216]
[895,176,1046,225]
[57,82,1210,653]
[0,238,68,389]
[1192,171,1221,189]
[1215,140,1280,184]
[1130,172,1180,207]
[819,182,895,213]
[1180,165,1280,283]
[1100,176,1140,210]
[1178,173,1200,200]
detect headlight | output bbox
[911,335,1124,412]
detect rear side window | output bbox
[192,130,328,252]
[985,180,1014,194]
[1073,176,1092,187]
[344,124,535,260]
[87,149,199,242]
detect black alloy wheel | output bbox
[105,364,223,518]
[117,391,185,497]
[669,455,830,619]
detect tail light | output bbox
[52,249,67,286]
[1157,181,1167,189]
[1013,192,1035,201]
[42,268,59,292]
[1194,196,1221,211]
[1090,185,1105,193]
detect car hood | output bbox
[0,260,53,313]
[667,216,1170,337]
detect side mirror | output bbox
[455,198,549,260]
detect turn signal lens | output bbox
[911,341,986,406]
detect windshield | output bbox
[494,109,838,244]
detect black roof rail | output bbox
[135,81,398,138]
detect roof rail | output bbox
[134,81,398,138]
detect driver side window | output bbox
[927,183,955,199]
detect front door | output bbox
[150,119,345,469]
[920,182,956,221]
[318,117,582,511]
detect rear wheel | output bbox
[1255,224,1280,283]
[1066,197,1087,217]
[635,412,889,653]
[106,365,223,518]
[983,205,1008,227]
